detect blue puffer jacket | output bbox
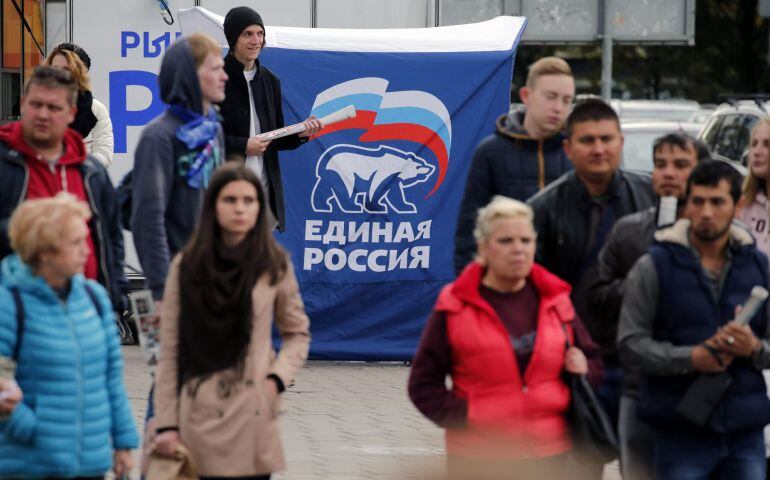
[0,255,138,478]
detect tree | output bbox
[512,0,770,102]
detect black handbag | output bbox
[561,323,619,464]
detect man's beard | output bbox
[692,221,731,242]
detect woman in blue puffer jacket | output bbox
[0,194,138,478]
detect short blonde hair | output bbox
[9,194,91,267]
[474,196,535,242]
[187,33,222,68]
[526,56,572,89]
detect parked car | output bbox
[611,99,701,123]
[699,97,770,165]
[622,120,747,177]
[621,121,702,172]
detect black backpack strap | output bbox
[9,286,24,360]
[8,284,105,361]
[561,321,573,350]
[83,282,105,318]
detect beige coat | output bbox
[154,255,310,477]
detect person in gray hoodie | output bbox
[453,57,575,274]
[130,32,227,475]
[131,33,227,306]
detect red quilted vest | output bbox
[435,262,574,459]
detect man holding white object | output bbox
[219,6,322,231]
[618,160,770,479]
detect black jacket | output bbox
[528,170,656,352]
[454,108,571,274]
[587,206,657,365]
[0,142,128,313]
[219,54,306,231]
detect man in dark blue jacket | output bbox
[0,66,127,315]
[619,160,770,479]
[589,133,707,480]
[454,56,574,273]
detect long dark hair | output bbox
[177,163,287,390]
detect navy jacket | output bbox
[454,109,572,274]
[0,142,128,313]
[638,239,770,433]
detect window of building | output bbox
[1,0,46,122]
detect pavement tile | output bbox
[122,348,620,480]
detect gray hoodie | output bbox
[130,39,224,300]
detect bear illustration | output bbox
[311,144,436,214]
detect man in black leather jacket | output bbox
[528,99,655,322]
[528,98,655,478]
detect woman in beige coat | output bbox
[152,163,310,479]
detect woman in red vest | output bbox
[409,195,602,480]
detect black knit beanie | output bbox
[224,7,264,50]
[57,42,91,70]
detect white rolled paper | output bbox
[255,105,356,141]
[735,286,769,326]
[657,196,678,227]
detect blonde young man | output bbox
[454,57,575,274]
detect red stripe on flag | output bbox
[360,124,448,196]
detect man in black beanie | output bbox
[219,5,321,231]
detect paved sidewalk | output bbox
[122,346,620,479]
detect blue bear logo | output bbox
[311,144,436,214]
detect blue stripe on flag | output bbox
[312,94,383,119]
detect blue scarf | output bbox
[169,105,222,189]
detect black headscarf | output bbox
[177,236,259,388]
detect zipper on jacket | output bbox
[83,173,111,294]
[62,301,84,470]
[537,140,545,190]
[15,156,30,207]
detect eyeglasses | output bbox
[32,65,76,86]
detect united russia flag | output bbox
[179,8,526,359]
